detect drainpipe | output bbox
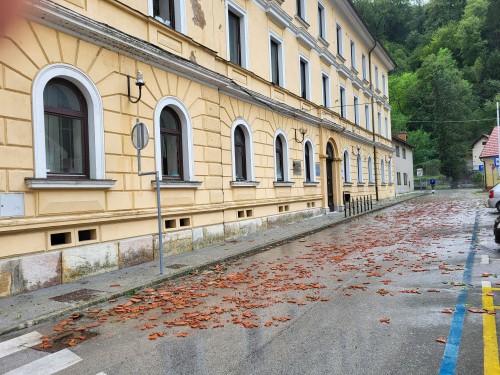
[368,41,379,201]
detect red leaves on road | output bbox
[379,317,390,324]
[435,338,447,344]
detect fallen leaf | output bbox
[435,337,446,344]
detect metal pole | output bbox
[497,102,500,178]
[155,171,164,275]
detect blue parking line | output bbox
[439,211,479,375]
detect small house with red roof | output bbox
[479,128,500,189]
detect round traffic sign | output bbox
[131,119,149,150]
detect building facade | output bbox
[470,134,488,171]
[0,0,395,297]
[393,133,414,195]
[480,128,499,189]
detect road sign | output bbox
[494,156,499,167]
[131,119,149,150]
[416,168,423,177]
[478,165,484,171]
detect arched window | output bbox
[44,79,88,177]
[160,107,183,179]
[303,139,315,183]
[368,156,373,183]
[275,136,284,181]
[234,126,247,180]
[388,159,392,183]
[381,159,386,183]
[357,153,363,183]
[343,150,351,183]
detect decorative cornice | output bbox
[296,28,316,50]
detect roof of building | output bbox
[471,133,489,148]
[480,128,498,159]
[392,136,414,149]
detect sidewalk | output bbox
[0,192,422,336]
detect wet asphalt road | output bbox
[1,190,499,375]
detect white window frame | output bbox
[380,158,386,183]
[226,0,249,69]
[318,2,326,40]
[340,85,347,118]
[148,0,187,34]
[388,159,392,183]
[361,53,367,80]
[322,72,331,108]
[154,96,195,182]
[357,153,363,183]
[231,118,255,182]
[350,40,356,70]
[385,116,389,138]
[274,129,290,182]
[375,65,380,90]
[342,149,351,183]
[365,104,370,131]
[296,0,306,20]
[269,31,285,88]
[368,156,374,183]
[303,138,316,183]
[377,111,382,135]
[382,74,386,96]
[299,54,311,100]
[354,96,360,125]
[336,22,343,57]
[32,63,105,181]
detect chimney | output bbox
[397,131,407,142]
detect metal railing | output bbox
[344,195,373,218]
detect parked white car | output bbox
[488,183,500,212]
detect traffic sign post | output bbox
[417,168,423,191]
[131,119,164,275]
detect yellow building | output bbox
[0,0,395,296]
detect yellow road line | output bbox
[482,281,500,375]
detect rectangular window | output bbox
[385,116,389,138]
[375,66,379,90]
[340,86,346,118]
[299,57,309,100]
[377,111,382,135]
[228,10,241,66]
[322,73,330,107]
[402,148,406,159]
[350,40,356,69]
[336,23,343,56]
[362,53,367,80]
[318,3,325,40]
[153,0,176,29]
[354,96,359,125]
[296,0,305,20]
[403,173,408,185]
[397,172,401,185]
[365,104,370,130]
[382,74,386,96]
[396,145,400,157]
[270,39,280,85]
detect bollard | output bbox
[370,195,373,210]
[348,199,352,217]
[356,198,359,214]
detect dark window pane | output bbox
[300,60,307,99]
[322,75,328,107]
[276,136,283,181]
[234,126,246,180]
[160,107,183,179]
[305,143,311,182]
[270,40,279,85]
[44,82,82,112]
[153,0,175,28]
[228,11,241,66]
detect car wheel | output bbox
[496,202,500,213]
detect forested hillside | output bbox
[353,0,499,181]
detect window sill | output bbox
[351,67,359,75]
[152,180,202,189]
[336,53,346,63]
[295,15,310,29]
[376,88,381,94]
[357,183,365,186]
[318,36,329,47]
[303,181,319,187]
[25,178,116,189]
[274,181,295,187]
[363,78,370,85]
[368,182,376,186]
[343,182,353,187]
[230,181,260,187]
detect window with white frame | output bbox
[382,74,386,96]
[336,23,343,57]
[318,2,326,40]
[296,0,306,20]
[402,148,406,159]
[322,73,330,108]
[304,139,315,182]
[154,96,195,182]
[375,66,379,90]
[343,149,351,183]
[274,130,290,182]
[350,40,356,70]
[403,172,408,185]
[377,111,382,135]
[368,156,374,183]
[150,0,186,33]
[354,96,360,125]
[365,104,370,130]
[299,55,310,100]
[388,159,392,183]
[362,53,367,80]
[269,33,284,87]
[380,159,386,183]
[396,145,400,157]
[31,64,107,185]
[340,86,347,118]
[357,153,363,183]
[385,116,389,138]
[231,119,255,182]
[227,2,248,68]
[397,172,401,185]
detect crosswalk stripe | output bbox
[0,331,43,359]
[4,348,82,375]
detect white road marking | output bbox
[95,373,107,375]
[4,348,82,375]
[0,331,43,359]
[482,255,490,264]
[483,281,492,288]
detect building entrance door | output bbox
[326,143,334,211]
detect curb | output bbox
[0,193,422,336]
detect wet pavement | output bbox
[1,190,499,375]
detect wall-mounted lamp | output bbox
[294,127,307,143]
[352,144,361,156]
[127,70,145,103]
